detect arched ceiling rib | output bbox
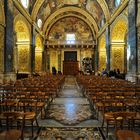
[31,0,110,23]
[43,7,99,34]
[45,13,96,39]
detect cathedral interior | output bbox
[0,0,140,140]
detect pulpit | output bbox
[63,61,79,75]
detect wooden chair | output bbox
[0,111,24,140]
[17,99,39,137]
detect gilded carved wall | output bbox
[111,46,124,72]
[14,17,31,73]
[111,20,127,41]
[18,45,30,72]
[111,16,127,72]
[50,50,58,73]
[98,34,106,71]
[35,52,42,72]
[35,35,43,72]
[0,26,4,72]
[0,1,4,25]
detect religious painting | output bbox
[37,0,104,27]
[48,17,93,42]
[86,0,104,25]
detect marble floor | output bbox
[38,76,100,128]
[36,76,104,140]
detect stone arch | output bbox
[14,15,31,73]
[35,34,43,72]
[98,33,106,72]
[110,14,128,73]
[43,7,99,34]
[45,14,96,39]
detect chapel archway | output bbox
[14,16,31,73]
[111,15,127,73]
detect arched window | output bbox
[115,0,121,7]
[20,0,29,8]
[37,19,42,28]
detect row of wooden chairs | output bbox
[0,74,65,139]
[76,75,140,137]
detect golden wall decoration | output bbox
[110,17,127,72]
[111,46,124,72]
[0,1,5,25]
[18,45,30,72]
[14,17,31,73]
[35,52,42,72]
[99,51,106,72]
[15,20,30,41]
[0,26,4,72]
[50,50,58,73]
[36,35,43,49]
[83,49,92,58]
[111,19,127,41]
[98,34,106,71]
[35,35,43,72]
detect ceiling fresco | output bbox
[48,17,93,42]
[37,0,104,27]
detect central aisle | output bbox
[47,76,93,125]
[37,76,103,140]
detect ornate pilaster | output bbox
[126,0,137,82]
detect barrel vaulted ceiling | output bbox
[17,0,124,36]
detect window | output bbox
[20,0,29,8]
[66,34,75,44]
[115,0,121,7]
[37,19,42,28]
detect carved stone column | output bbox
[30,25,35,74]
[3,0,16,81]
[126,0,137,82]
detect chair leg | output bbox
[106,122,109,137]
[35,118,39,127]
[102,117,104,128]
[32,120,34,137]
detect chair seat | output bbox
[0,129,21,140]
[17,112,36,120]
